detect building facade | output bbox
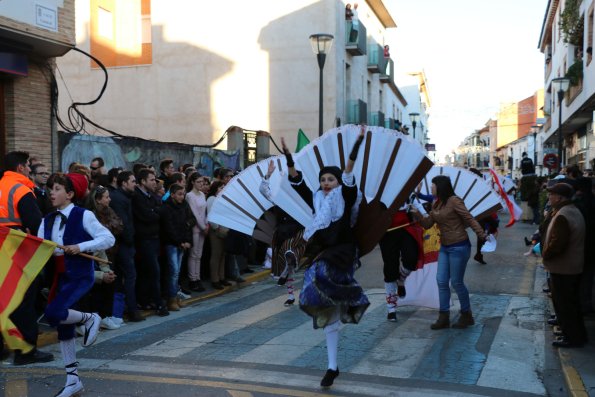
[539,0,595,171]
[56,0,429,167]
[0,0,75,168]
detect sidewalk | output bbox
[36,267,272,348]
[556,311,595,397]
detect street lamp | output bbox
[409,112,420,140]
[530,124,539,168]
[551,77,570,172]
[309,33,334,136]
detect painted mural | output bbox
[59,132,240,177]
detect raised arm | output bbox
[345,125,365,174]
[281,137,298,178]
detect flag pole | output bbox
[57,245,112,264]
[386,221,417,233]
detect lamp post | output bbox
[409,112,420,140]
[309,33,334,137]
[551,77,570,172]
[530,124,539,169]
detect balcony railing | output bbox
[367,43,388,73]
[566,78,583,104]
[380,58,395,87]
[369,111,385,127]
[385,117,396,129]
[346,99,367,124]
[345,20,367,56]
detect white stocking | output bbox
[324,321,340,371]
[60,338,78,385]
[385,282,397,312]
[60,309,91,325]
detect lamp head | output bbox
[309,34,334,55]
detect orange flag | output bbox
[0,226,56,352]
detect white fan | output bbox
[207,155,314,244]
[419,166,503,220]
[275,124,434,254]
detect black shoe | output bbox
[547,317,558,326]
[191,280,206,292]
[157,306,170,317]
[553,328,564,337]
[524,237,532,246]
[234,277,246,283]
[128,311,146,322]
[277,276,288,286]
[552,336,583,348]
[397,285,406,298]
[212,282,224,290]
[474,253,487,265]
[220,280,232,286]
[387,312,397,322]
[283,298,295,307]
[542,287,551,293]
[320,368,339,387]
[243,268,255,273]
[13,349,54,365]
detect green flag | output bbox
[295,129,310,152]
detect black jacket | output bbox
[520,157,535,175]
[109,188,135,245]
[160,197,194,246]
[34,186,53,216]
[132,187,162,240]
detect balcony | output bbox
[385,117,396,129]
[367,43,388,73]
[369,111,385,127]
[346,99,367,124]
[345,20,367,56]
[380,58,395,87]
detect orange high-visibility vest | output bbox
[0,172,35,227]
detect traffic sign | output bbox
[543,153,558,169]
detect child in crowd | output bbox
[39,173,115,397]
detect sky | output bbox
[386,0,549,162]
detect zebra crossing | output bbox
[21,277,550,396]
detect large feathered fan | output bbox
[419,166,503,220]
[206,155,312,244]
[277,125,434,255]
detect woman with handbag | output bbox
[206,180,230,290]
[282,127,369,388]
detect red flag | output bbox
[0,226,56,352]
[488,169,517,227]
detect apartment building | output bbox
[56,0,427,167]
[0,0,75,168]
[539,0,595,171]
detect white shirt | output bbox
[38,203,115,256]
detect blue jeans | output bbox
[437,242,471,312]
[166,245,183,298]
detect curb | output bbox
[557,349,589,397]
[36,269,272,349]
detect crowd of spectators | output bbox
[1,152,265,365]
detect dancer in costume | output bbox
[39,173,115,397]
[281,127,369,388]
[410,175,486,330]
[379,199,423,321]
[259,160,306,306]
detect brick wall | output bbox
[0,0,75,46]
[4,59,55,169]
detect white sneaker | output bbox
[177,291,190,300]
[111,317,124,326]
[54,379,83,397]
[100,317,120,330]
[82,313,101,347]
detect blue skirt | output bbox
[299,259,370,329]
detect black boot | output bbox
[320,368,339,387]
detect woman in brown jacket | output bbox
[411,175,486,329]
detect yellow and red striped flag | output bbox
[0,225,56,352]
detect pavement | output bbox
[17,224,595,397]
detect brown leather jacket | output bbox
[418,196,486,245]
[542,201,585,275]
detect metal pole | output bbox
[557,90,564,173]
[533,132,537,166]
[317,53,326,137]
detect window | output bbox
[588,5,594,65]
[90,0,152,68]
[97,7,113,39]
